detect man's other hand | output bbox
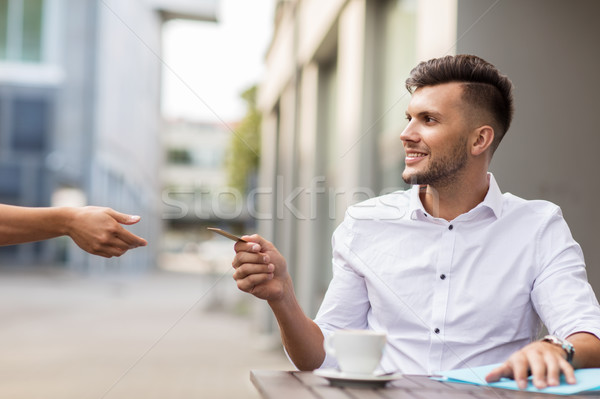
[485,340,575,390]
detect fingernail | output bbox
[263,255,270,263]
[130,215,141,221]
[267,264,274,272]
[251,244,260,252]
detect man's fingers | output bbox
[234,240,261,253]
[505,354,530,390]
[558,358,576,385]
[232,252,269,269]
[485,363,512,383]
[543,351,561,386]
[235,272,274,292]
[487,342,577,391]
[528,350,547,389]
[235,234,276,253]
[233,263,274,280]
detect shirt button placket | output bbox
[429,222,455,372]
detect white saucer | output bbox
[313,369,402,388]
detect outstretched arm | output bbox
[0,204,147,258]
[232,234,325,370]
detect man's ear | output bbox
[471,125,495,156]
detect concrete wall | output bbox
[456,0,600,295]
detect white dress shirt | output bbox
[314,174,600,374]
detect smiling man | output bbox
[231,55,600,389]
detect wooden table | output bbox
[251,370,600,399]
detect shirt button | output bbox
[434,328,440,334]
[448,224,454,230]
[440,274,446,280]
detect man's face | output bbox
[401,82,472,187]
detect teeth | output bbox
[407,153,426,157]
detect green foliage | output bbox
[226,85,261,194]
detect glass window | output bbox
[21,0,43,61]
[167,148,192,165]
[11,97,48,151]
[0,0,44,62]
[0,1,8,59]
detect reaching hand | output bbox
[232,234,291,302]
[67,206,148,258]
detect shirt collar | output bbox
[408,185,428,220]
[482,173,503,219]
[408,173,503,220]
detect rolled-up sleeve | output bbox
[531,207,600,340]
[314,215,371,369]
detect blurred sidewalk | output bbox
[0,266,291,399]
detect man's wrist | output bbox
[541,335,575,363]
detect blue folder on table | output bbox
[432,363,600,395]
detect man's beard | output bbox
[402,136,469,187]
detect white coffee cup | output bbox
[324,329,387,375]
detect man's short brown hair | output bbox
[405,55,514,152]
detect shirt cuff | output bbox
[317,326,339,370]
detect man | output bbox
[0,205,147,258]
[232,55,600,390]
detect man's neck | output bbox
[419,173,490,221]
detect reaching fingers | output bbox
[86,237,132,258]
[114,226,148,248]
[104,207,142,225]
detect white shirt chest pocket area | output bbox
[350,232,432,262]
[349,237,435,300]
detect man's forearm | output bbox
[0,205,72,245]
[568,332,600,369]
[269,279,325,371]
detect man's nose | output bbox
[400,121,419,143]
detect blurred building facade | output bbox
[0,0,217,270]
[161,119,249,225]
[255,0,600,338]
[160,118,253,274]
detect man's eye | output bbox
[405,115,412,122]
[425,116,435,123]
